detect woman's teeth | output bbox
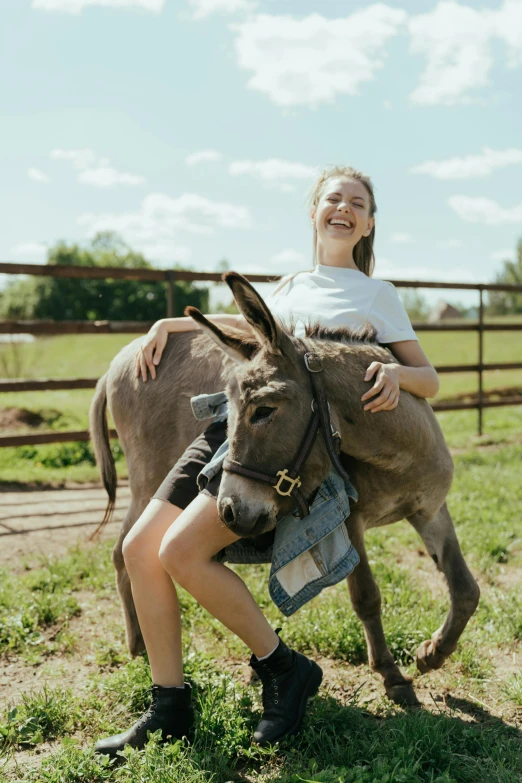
[328,219,353,229]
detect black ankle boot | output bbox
[250,636,323,746]
[94,683,194,759]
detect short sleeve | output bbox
[368,281,418,343]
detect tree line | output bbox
[0,233,209,321]
[1,234,520,322]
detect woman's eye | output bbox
[251,406,276,423]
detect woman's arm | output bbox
[361,340,439,413]
[158,313,247,333]
[387,340,440,398]
[135,313,249,382]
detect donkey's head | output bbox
[186,272,339,538]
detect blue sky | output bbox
[1,0,521,310]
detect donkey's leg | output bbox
[407,501,480,674]
[346,525,418,706]
[112,495,147,656]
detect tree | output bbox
[487,239,522,315]
[0,233,209,321]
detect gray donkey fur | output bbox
[89,272,479,706]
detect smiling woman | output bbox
[93,163,439,759]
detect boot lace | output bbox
[259,662,279,710]
[133,686,160,729]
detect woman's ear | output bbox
[363,216,375,237]
[310,207,316,226]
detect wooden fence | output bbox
[1,261,521,447]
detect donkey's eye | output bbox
[250,406,276,424]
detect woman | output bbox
[95,165,439,757]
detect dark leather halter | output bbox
[222,351,351,519]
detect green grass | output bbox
[1,439,522,781]
[0,543,117,661]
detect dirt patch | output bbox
[0,484,131,569]
[0,407,46,431]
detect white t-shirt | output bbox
[267,264,418,344]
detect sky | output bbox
[1,0,521,311]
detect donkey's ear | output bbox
[223,272,281,352]
[185,307,259,364]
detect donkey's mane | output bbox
[273,314,379,346]
[305,321,379,345]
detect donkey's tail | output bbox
[89,373,117,537]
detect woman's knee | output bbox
[122,524,160,570]
[158,536,204,587]
[122,500,182,570]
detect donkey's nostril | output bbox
[222,503,236,526]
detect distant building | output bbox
[428,300,463,323]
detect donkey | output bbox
[89,272,480,706]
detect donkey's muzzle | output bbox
[218,496,275,538]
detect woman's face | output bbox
[311,176,374,251]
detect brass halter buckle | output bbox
[274,469,302,497]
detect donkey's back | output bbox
[90,330,228,526]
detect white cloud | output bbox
[51,148,99,168]
[232,5,407,107]
[268,249,306,269]
[491,248,516,262]
[408,0,522,106]
[390,232,412,243]
[189,0,254,21]
[12,242,48,263]
[412,147,522,179]
[137,242,192,265]
[50,148,145,187]
[229,158,318,181]
[33,0,163,12]
[186,150,223,166]
[448,195,522,224]
[78,166,146,187]
[28,167,50,183]
[229,158,318,192]
[492,0,522,68]
[436,238,463,249]
[78,192,252,246]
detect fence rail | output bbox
[1,261,521,445]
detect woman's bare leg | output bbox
[158,492,279,658]
[122,495,278,688]
[122,500,191,687]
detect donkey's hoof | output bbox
[385,680,420,707]
[128,633,146,657]
[416,640,445,674]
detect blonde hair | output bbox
[272,164,377,295]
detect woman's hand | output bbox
[134,322,169,382]
[361,362,401,413]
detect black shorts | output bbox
[151,418,227,509]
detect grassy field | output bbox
[0,322,521,485]
[0,436,521,781]
[1,319,521,781]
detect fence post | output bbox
[478,286,484,436]
[166,270,176,317]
